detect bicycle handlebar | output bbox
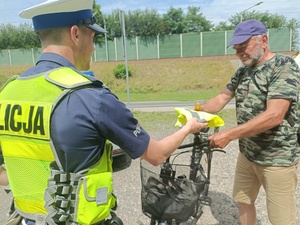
[177,132,226,154]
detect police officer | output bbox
[0,0,207,224]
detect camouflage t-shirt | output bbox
[226,53,300,166]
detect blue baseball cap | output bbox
[227,20,266,47]
[19,0,106,34]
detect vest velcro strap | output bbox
[53,212,70,222]
[56,184,73,195]
[53,173,70,183]
[54,197,71,209]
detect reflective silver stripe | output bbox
[184,108,207,122]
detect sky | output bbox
[0,0,299,28]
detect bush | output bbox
[113,64,132,79]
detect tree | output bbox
[0,23,39,49]
[104,9,122,39]
[92,0,106,45]
[127,9,168,37]
[162,7,185,34]
[213,21,235,31]
[18,23,40,49]
[184,6,213,33]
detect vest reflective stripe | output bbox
[0,68,115,224]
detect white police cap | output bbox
[19,0,106,34]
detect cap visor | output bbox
[86,24,107,34]
[227,35,251,47]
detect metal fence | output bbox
[0,27,292,66]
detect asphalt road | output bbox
[125,100,236,112]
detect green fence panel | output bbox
[115,38,124,61]
[94,43,107,62]
[182,33,201,57]
[0,29,293,66]
[126,37,138,60]
[138,36,158,60]
[159,34,180,59]
[269,27,291,52]
[11,49,34,66]
[107,41,116,61]
[202,31,226,56]
[33,48,42,63]
[226,30,235,55]
[0,50,10,66]
[113,37,138,61]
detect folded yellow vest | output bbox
[174,108,225,128]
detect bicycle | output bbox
[140,124,225,225]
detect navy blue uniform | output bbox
[23,53,149,172]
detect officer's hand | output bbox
[185,117,208,134]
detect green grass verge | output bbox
[0,56,235,102]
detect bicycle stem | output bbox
[189,133,202,180]
[189,133,214,181]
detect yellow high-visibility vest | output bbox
[0,67,116,224]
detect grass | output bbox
[1,52,296,103]
[0,65,30,87]
[90,56,237,101]
[0,55,239,101]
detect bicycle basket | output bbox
[140,160,205,223]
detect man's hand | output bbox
[194,102,201,111]
[208,131,231,149]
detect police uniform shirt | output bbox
[17,52,150,173]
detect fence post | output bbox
[93,43,97,62]
[31,48,35,65]
[136,36,139,60]
[200,32,203,57]
[180,34,183,58]
[157,34,160,59]
[8,49,12,66]
[267,30,270,48]
[114,37,118,61]
[225,31,228,55]
[290,29,292,51]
